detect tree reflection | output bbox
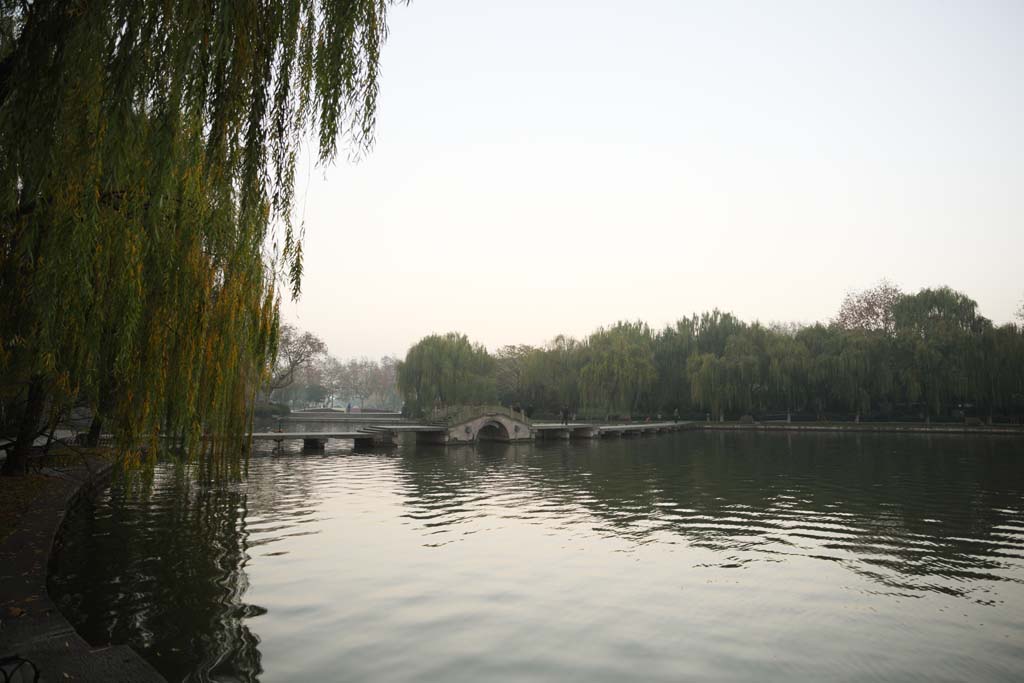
[392,432,1024,597]
[49,433,1024,681]
[50,462,264,682]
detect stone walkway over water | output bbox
[268,408,696,450]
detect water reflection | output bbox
[50,432,1024,682]
[51,463,264,681]
[393,434,1024,599]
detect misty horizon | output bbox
[279,0,1023,359]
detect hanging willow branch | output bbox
[0,0,405,475]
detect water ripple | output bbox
[49,431,1024,682]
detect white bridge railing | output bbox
[429,404,532,426]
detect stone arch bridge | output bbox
[250,406,693,450]
[418,409,534,445]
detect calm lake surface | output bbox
[50,432,1024,682]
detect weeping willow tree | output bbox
[687,352,724,421]
[766,333,809,421]
[0,1,402,475]
[579,322,656,417]
[687,334,763,420]
[396,333,496,416]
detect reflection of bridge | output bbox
[259,407,695,451]
[249,430,396,450]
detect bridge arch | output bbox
[445,411,533,444]
[478,420,510,442]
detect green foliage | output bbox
[399,286,1024,423]
[0,1,401,474]
[523,335,585,411]
[651,319,696,411]
[494,344,536,406]
[397,333,496,415]
[580,322,655,415]
[766,331,809,412]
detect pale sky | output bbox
[282,0,1024,359]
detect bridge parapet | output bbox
[429,404,532,427]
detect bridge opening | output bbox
[477,421,510,442]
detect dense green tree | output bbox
[832,332,873,419]
[651,320,697,413]
[893,287,987,336]
[579,322,656,416]
[0,1,402,475]
[399,285,1024,425]
[507,336,586,415]
[766,331,809,420]
[495,345,534,406]
[693,310,745,356]
[688,352,725,421]
[892,288,987,420]
[793,324,836,420]
[397,333,495,416]
[973,324,1024,423]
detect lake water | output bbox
[49,431,1024,682]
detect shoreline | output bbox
[698,421,1024,436]
[0,457,164,682]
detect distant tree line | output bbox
[266,324,400,411]
[398,283,1024,423]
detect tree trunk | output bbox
[85,416,103,447]
[2,376,46,476]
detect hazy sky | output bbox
[282,0,1023,359]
